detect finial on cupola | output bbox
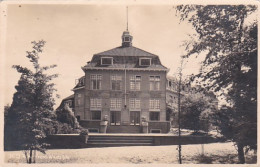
[122,6,133,47]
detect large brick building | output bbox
[59,29,171,133]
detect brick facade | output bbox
[61,30,171,133]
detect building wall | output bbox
[78,69,167,124]
[74,88,85,120]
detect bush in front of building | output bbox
[55,103,87,134]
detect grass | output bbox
[4,142,257,164]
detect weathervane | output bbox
[126,6,128,31]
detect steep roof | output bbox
[56,94,74,110]
[94,46,158,57]
[63,94,74,100]
[73,76,85,90]
[83,46,168,71]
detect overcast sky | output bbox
[2,4,205,108]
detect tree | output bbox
[5,40,58,163]
[54,103,86,134]
[4,104,10,125]
[56,104,79,129]
[176,5,257,163]
[181,90,217,133]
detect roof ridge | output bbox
[93,45,159,57]
[94,46,122,56]
[131,46,158,57]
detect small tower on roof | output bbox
[121,6,133,47]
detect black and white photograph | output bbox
[1,1,258,165]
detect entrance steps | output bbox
[87,135,154,147]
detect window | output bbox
[150,112,160,121]
[168,81,172,88]
[111,75,122,90]
[129,98,141,110]
[139,58,151,66]
[150,76,160,90]
[130,75,141,91]
[76,116,80,121]
[110,98,122,110]
[91,111,101,120]
[110,111,121,125]
[91,74,102,90]
[75,77,85,87]
[101,57,113,65]
[166,109,171,121]
[124,37,130,41]
[88,128,99,133]
[90,98,102,109]
[149,99,160,110]
[150,129,161,133]
[130,111,140,125]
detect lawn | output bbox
[4,142,256,164]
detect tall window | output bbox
[91,111,101,120]
[91,74,102,90]
[129,98,141,110]
[130,75,141,91]
[150,76,160,91]
[110,98,122,110]
[111,75,122,90]
[130,111,140,125]
[110,111,121,125]
[149,99,160,110]
[150,112,160,121]
[90,98,102,109]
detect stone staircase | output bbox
[87,135,154,147]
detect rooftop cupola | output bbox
[121,6,133,47]
[122,30,133,47]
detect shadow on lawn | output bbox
[191,153,257,164]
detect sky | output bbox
[2,4,204,108]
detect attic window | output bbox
[101,57,113,65]
[139,58,151,66]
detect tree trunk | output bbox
[28,148,33,164]
[237,143,245,164]
[33,149,36,163]
[24,150,29,163]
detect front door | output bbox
[110,111,121,125]
[130,111,140,125]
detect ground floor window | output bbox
[130,111,140,125]
[110,111,121,125]
[88,128,99,133]
[150,112,160,121]
[150,129,161,133]
[166,108,172,121]
[91,111,101,120]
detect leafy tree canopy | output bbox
[5,40,58,163]
[176,5,257,163]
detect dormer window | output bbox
[139,58,151,66]
[101,57,113,65]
